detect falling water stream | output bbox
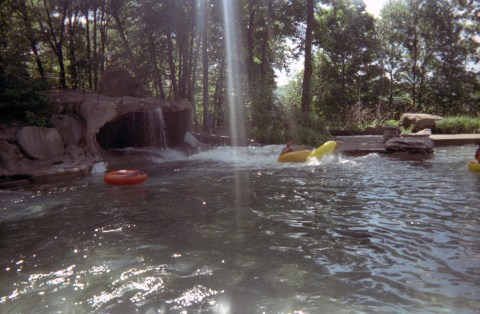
[0,145,479,313]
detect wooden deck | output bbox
[430,134,480,146]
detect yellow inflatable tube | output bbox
[468,160,480,172]
[278,141,337,162]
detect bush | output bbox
[296,125,332,146]
[342,102,377,131]
[384,119,398,127]
[435,116,480,134]
[251,120,288,144]
[251,111,332,146]
[0,64,52,125]
[293,114,332,147]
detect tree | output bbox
[5,0,47,81]
[377,1,405,109]
[201,0,209,131]
[1,0,478,135]
[109,0,138,78]
[379,0,479,114]
[301,0,314,116]
[313,0,379,121]
[35,0,69,89]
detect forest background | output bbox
[1,0,479,145]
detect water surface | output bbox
[1,145,479,313]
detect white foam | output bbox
[188,146,280,167]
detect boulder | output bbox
[385,136,434,154]
[98,67,144,97]
[50,114,85,145]
[0,140,25,172]
[184,131,210,152]
[16,127,65,160]
[383,126,401,143]
[399,113,442,132]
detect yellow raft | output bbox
[278,140,337,163]
[468,160,480,172]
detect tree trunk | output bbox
[412,32,418,111]
[260,0,273,79]
[202,0,209,131]
[99,0,107,74]
[67,14,78,89]
[388,68,394,108]
[247,0,255,79]
[212,61,226,128]
[189,30,201,131]
[148,35,166,99]
[31,41,46,80]
[111,1,138,77]
[9,0,47,80]
[41,0,68,88]
[178,22,190,99]
[186,16,197,102]
[166,31,179,99]
[85,7,93,90]
[301,0,314,116]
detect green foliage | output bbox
[25,111,48,127]
[293,113,332,147]
[384,119,398,127]
[296,125,332,147]
[1,0,479,137]
[250,88,332,145]
[340,101,377,131]
[251,120,288,144]
[312,0,380,121]
[0,64,52,125]
[400,126,413,134]
[378,0,479,113]
[435,116,480,134]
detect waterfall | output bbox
[96,108,168,149]
[131,108,167,148]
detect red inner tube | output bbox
[104,170,148,185]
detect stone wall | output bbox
[0,90,193,187]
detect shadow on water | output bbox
[0,223,7,250]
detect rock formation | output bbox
[385,136,434,154]
[399,113,443,132]
[16,127,65,160]
[98,67,146,97]
[0,90,193,188]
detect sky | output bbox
[363,0,388,17]
[275,0,388,86]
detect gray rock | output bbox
[385,136,434,153]
[383,126,401,143]
[16,127,65,160]
[50,114,85,145]
[0,140,23,172]
[98,67,145,97]
[399,113,442,132]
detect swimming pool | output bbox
[1,145,479,313]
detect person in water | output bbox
[280,140,305,155]
[280,140,295,155]
[475,143,480,162]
